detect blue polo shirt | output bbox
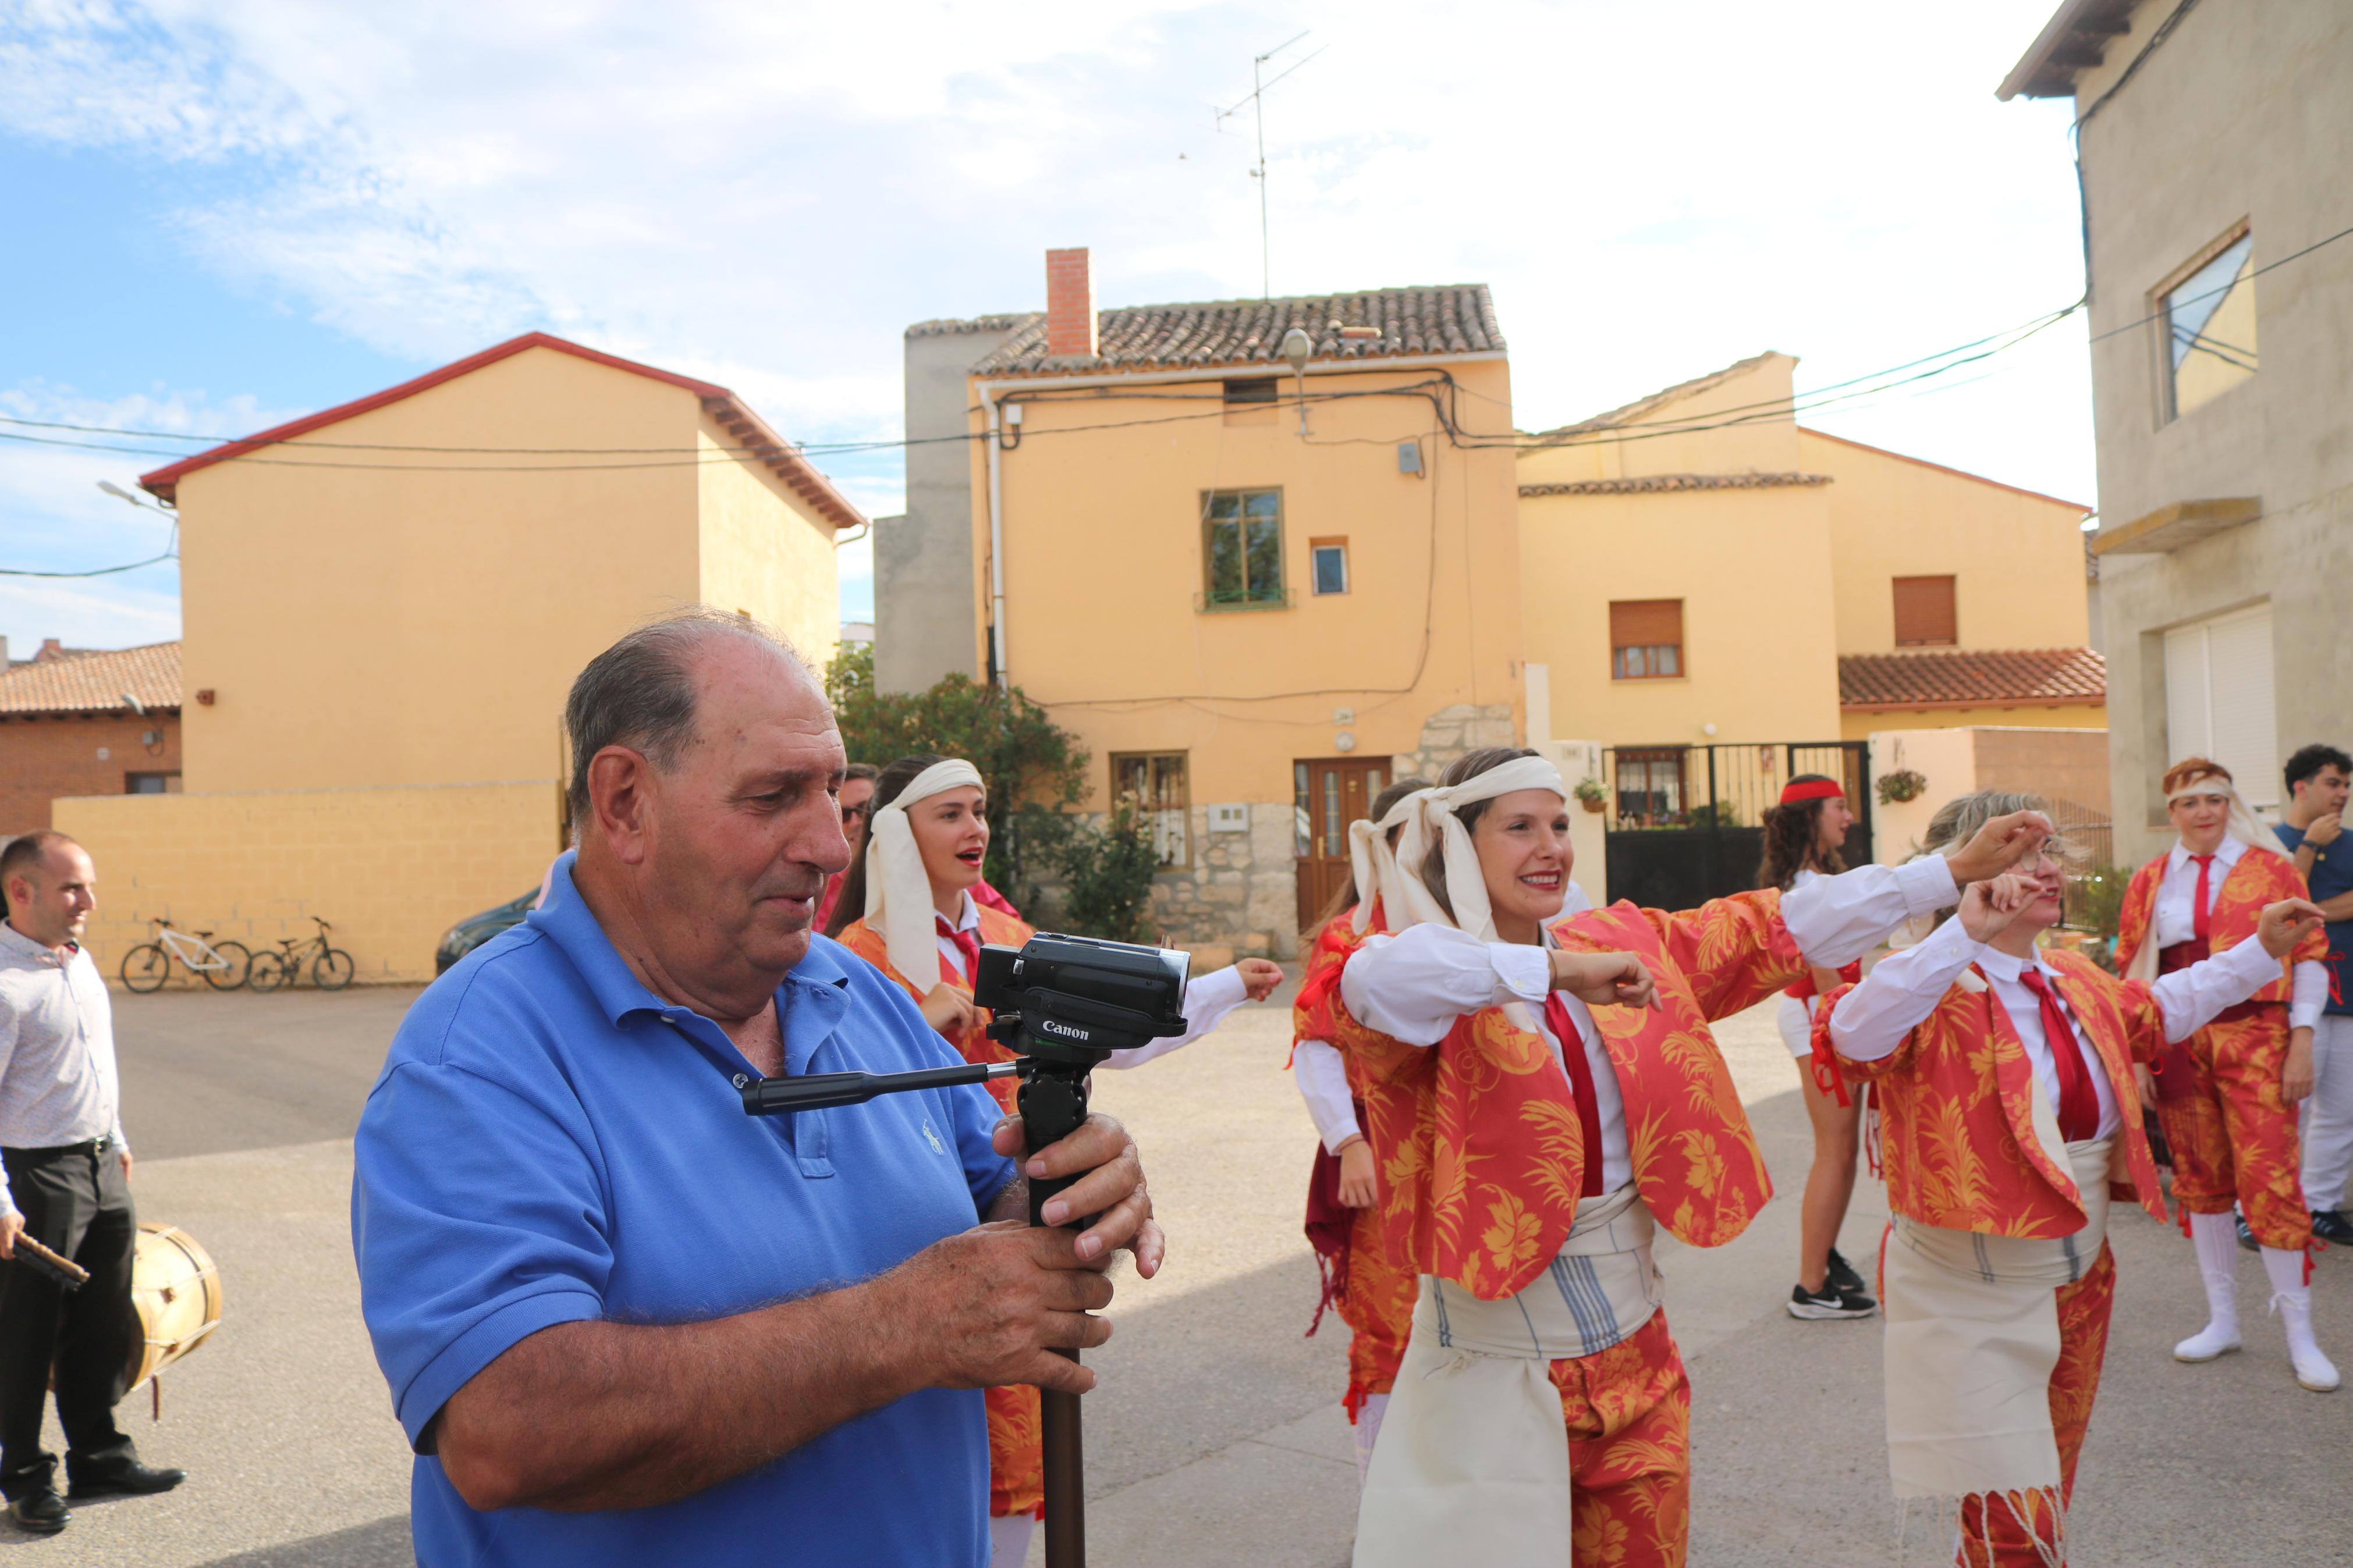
[352,855,1016,1566]
[2278,823,2352,1016]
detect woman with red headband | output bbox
[1759,774,1878,1321]
[2114,756,2336,1392]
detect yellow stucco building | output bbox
[56,333,861,982]
[892,268,2100,954]
[898,259,1521,955]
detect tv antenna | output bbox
[1216,32,1324,299]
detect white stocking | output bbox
[2173,1211,2242,1361]
[989,1512,1037,1568]
[1353,1392,1391,1487]
[2262,1246,2340,1392]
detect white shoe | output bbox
[2274,1288,2341,1392]
[2173,1321,2242,1362]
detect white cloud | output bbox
[4,0,2098,594]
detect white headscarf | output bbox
[1387,755,1568,940]
[863,758,988,985]
[1346,787,1436,934]
[2166,769,2290,860]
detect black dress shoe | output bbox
[66,1460,184,1499]
[2315,1208,2353,1247]
[8,1490,69,1534]
[2235,1210,2259,1252]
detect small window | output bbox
[1201,489,1286,609]
[1892,575,1958,646]
[125,772,181,795]
[1113,753,1190,867]
[1309,537,1348,596]
[1223,378,1279,406]
[1614,749,1687,827]
[1609,599,1683,680]
[2160,227,2257,421]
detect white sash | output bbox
[1881,1135,2113,1505]
[1353,1185,1659,1567]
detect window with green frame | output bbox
[1201,489,1285,607]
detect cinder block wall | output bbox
[54,782,554,986]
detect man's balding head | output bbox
[2,831,95,949]
[563,609,853,1021]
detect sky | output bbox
[0,0,2093,656]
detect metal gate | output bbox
[1599,741,1871,912]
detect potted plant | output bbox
[1876,769,1928,806]
[1574,776,1609,813]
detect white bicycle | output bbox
[120,918,251,993]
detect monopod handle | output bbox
[739,1061,1016,1115]
[1017,1064,1095,1568]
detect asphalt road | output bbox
[11,979,2347,1565]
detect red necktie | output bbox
[937,915,981,989]
[2189,854,2215,943]
[1540,994,1607,1197]
[2014,968,2101,1143]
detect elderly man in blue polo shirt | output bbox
[352,609,1160,1567]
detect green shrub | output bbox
[824,643,1087,909]
[2065,862,2131,947]
[1047,805,1165,944]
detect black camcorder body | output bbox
[974,932,1192,1066]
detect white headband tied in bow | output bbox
[1387,755,1567,940]
[863,758,987,984]
[1346,787,1436,934]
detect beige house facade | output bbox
[2004,0,2353,859]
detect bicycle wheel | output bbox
[120,944,170,994]
[204,940,252,991]
[247,950,288,993]
[312,947,356,991]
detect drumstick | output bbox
[12,1235,88,1290]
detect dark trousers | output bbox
[0,1143,136,1498]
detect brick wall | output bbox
[1044,247,1097,358]
[54,781,555,985]
[0,713,183,837]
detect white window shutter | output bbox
[2164,624,2212,762]
[2206,607,2279,807]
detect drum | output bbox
[122,1222,222,1393]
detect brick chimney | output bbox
[37,638,63,662]
[1044,247,1098,360]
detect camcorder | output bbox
[740,930,1194,1567]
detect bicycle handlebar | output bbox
[311,915,332,932]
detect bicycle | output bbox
[120,919,251,994]
[247,916,356,993]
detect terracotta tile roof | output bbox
[137,333,865,532]
[1839,647,2106,712]
[949,285,1503,376]
[0,641,181,717]
[1520,471,1831,498]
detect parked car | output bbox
[435,890,538,973]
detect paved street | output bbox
[15,979,2349,1565]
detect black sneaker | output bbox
[1788,1281,1876,1320]
[2235,1210,2259,1253]
[1826,1246,1868,1297]
[2313,1209,2353,1247]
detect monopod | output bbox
[743,931,1191,1568]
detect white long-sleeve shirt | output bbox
[1099,963,1250,1070]
[1830,914,2285,1139]
[1338,856,1962,1196]
[1293,1039,1362,1153]
[2150,837,2327,1028]
[0,923,130,1215]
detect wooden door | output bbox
[1294,758,1389,931]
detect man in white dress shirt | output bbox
[0,833,184,1535]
